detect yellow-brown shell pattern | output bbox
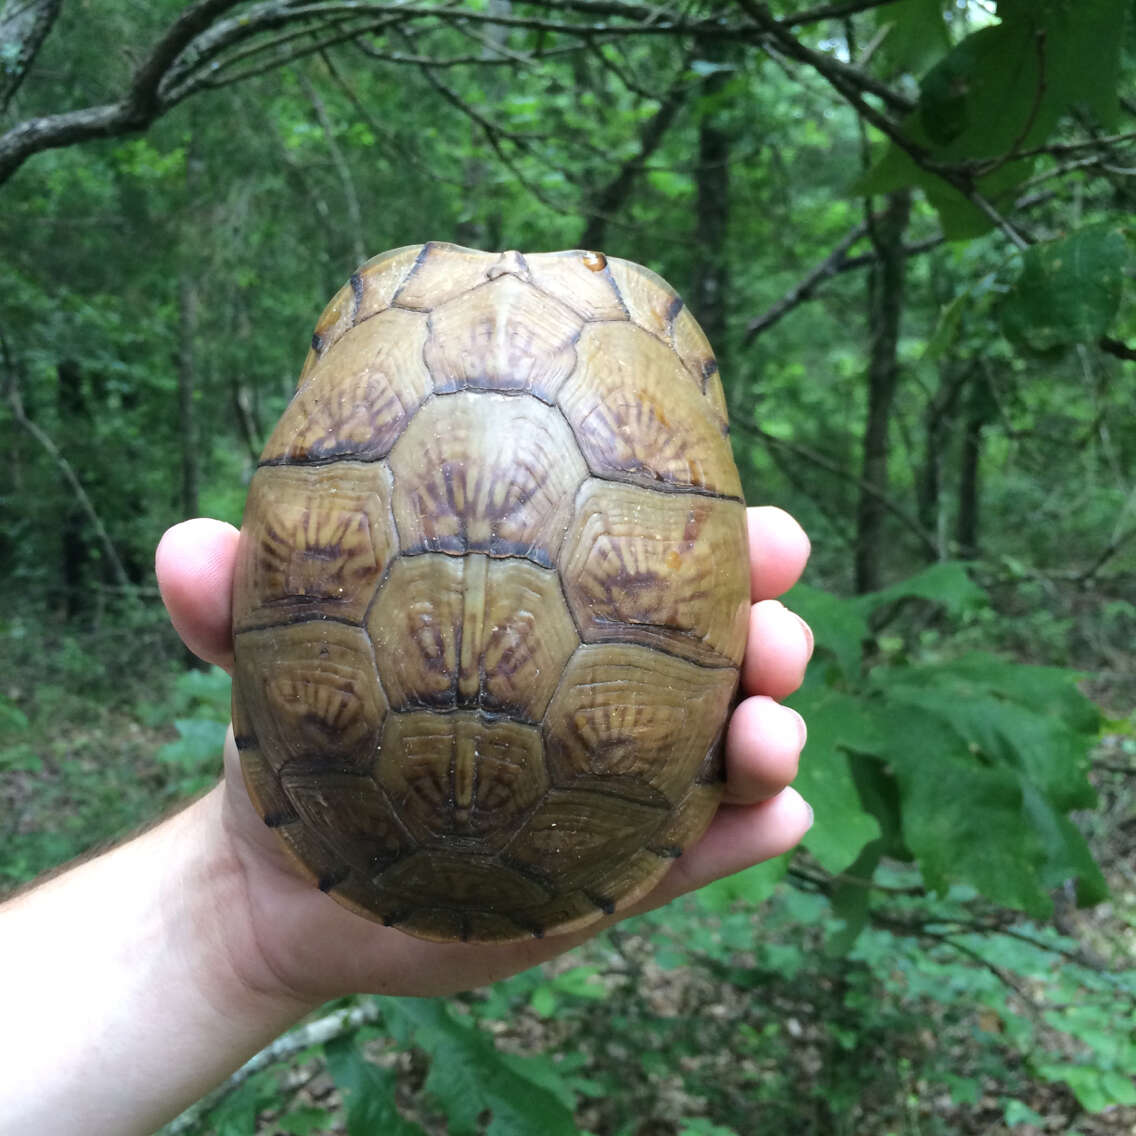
[232,242,748,943]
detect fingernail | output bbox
[790,708,808,750]
[804,800,815,831]
[794,613,814,658]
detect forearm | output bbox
[0,787,314,1136]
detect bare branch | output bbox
[1,333,137,599]
[1099,336,1136,363]
[0,0,243,184]
[743,222,868,343]
[167,999,385,1134]
[0,0,62,113]
[780,0,903,28]
[734,419,939,558]
[579,54,692,248]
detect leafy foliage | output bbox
[2,0,1133,1132]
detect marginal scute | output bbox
[233,622,387,773]
[524,249,628,321]
[670,304,729,429]
[380,850,551,909]
[388,391,587,565]
[239,748,294,826]
[368,554,578,720]
[424,274,582,402]
[607,256,682,341]
[649,782,722,855]
[392,242,498,311]
[281,770,410,872]
[298,278,356,384]
[543,643,738,804]
[377,712,547,849]
[560,322,743,498]
[262,308,431,463]
[561,480,750,666]
[232,461,396,629]
[351,244,425,325]
[506,787,667,890]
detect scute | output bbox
[560,322,743,498]
[387,390,586,565]
[233,462,396,629]
[560,479,749,666]
[232,242,750,943]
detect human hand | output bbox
[155,506,813,1005]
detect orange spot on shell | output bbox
[582,250,607,272]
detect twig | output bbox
[0,332,137,600]
[1099,336,1136,363]
[781,0,902,27]
[733,419,939,558]
[743,221,868,343]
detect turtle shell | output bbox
[231,242,749,943]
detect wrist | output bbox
[0,785,314,1136]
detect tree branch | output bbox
[579,53,691,248]
[0,333,137,599]
[0,0,243,184]
[0,0,62,114]
[743,222,868,343]
[734,419,939,558]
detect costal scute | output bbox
[231,242,749,943]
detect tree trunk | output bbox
[854,190,911,594]
[956,368,993,558]
[691,67,730,373]
[56,358,89,618]
[177,276,200,520]
[916,359,971,561]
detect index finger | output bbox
[748,506,810,601]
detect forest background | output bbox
[1,1,1134,1133]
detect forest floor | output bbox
[1,622,1133,1136]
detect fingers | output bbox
[748,506,810,601]
[723,695,805,804]
[743,599,813,700]
[634,788,813,914]
[155,520,240,672]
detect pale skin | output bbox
[0,506,814,1136]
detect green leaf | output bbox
[1000,225,1129,351]
[785,583,868,683]
[852,5,1128,231]
[387,999,577,1136]
[529,985,558,1018]
[878,654,1098,809]
[826,839,883,954]
[1034,1062,1134,1112]
[276,1105,337,1135]
[696,852,790,913]
[325,1037,426,1136]
[0,696,29,734]
[787,690,882,873]
[874,0,951,76]
[876,703,1051,915]
[998,0,1128,126]
[1004,1099,1045,1127]
[860,560,987,621]
[156,718,227,771]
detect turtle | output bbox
[231,241,750,943]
